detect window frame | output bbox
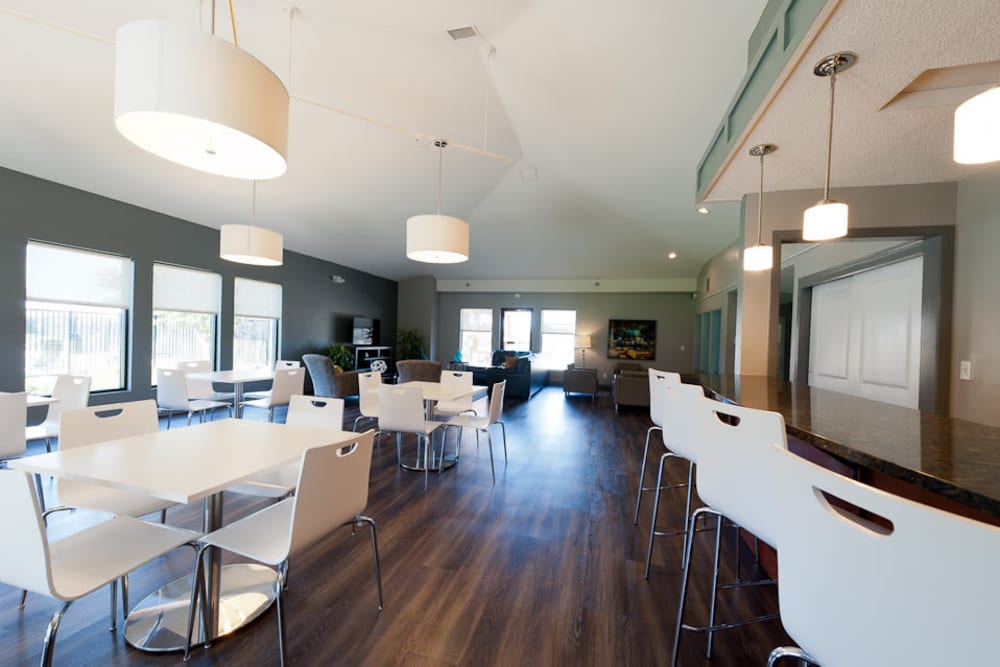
[539,309,577,370]
[150,263,222,384]
[233,278,282,372]
[459,308,494,367]
[500,307,533,352]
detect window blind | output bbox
[152,263,222,314]
[26,241,133,308]
[234,277,282,319]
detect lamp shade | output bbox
[220,224,283,266]
[114,21,289,180]
[954,86,1000,165]
[406,215,469,264]
[743,244,773,271]
[575,335,592,349]
[802,200,849,241]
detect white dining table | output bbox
[187,368,274,417]
[8,418,358,652]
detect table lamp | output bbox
[575,335,592,368]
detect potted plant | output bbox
[396,328,426,360]
[327,343,355,372]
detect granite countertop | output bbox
[689,374,1000,517]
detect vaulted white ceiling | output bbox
[0,0,767,281]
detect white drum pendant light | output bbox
[744,143,776,272]
[220,181,283,266]
[114,20,288,180]
[803,52,855,242]
[954,85,1000,164]
[406,141,470,264]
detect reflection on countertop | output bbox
[689,374,1000,517]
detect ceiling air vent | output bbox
[447,25,480,40]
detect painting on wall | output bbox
[607,319,656,360]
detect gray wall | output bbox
[397,275,438,359]
[437,291,695,385]
[695,240,741,374]
[952,162,1000,426]
[0,167,397,403]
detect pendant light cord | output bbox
[228,0,239,47]
[437,142,443,215]
[823,68,837,200]
[251,180,257,228]
[757,152,765,246]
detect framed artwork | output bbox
[608,319,656,360]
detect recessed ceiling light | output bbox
[696,207,710,215]
[668,252,678,260]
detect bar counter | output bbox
[690,374,1000,520]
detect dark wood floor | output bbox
[2,387,795,666]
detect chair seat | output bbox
[227,463,298,498]
[189,391,235,403]
[56,484,176,519]
[26,424,57,441]
[47,516,198,600]
[201,498,294,566]
[243,390,271,400]
[434,400,476,417]
[446,414,490,430]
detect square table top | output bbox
[386,381,487,403]
[187,369,274,385]
[8,419,357,505]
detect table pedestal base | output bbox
[399,452,458,472]
[124,563,276,652]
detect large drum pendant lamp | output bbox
[954,85,1000,164]
[406,141,470,264]
[220,181,283,266]
[114,20,289,180]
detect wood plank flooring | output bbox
[1,387,795,666]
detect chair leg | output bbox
[187,411,194,426]
[633,425,660,525]
[44,437,52,453]
[160,508,167,524]
[121,575,129,619]
[357,515,384,611]
[41,600,72,667]
[706,513,724,659]
[671,507,711,667]
[499,421,507,462]
[486,429,495,483]
[768,646,817,666]
[644,451,676,579]
[34,473,46,513]
[680,460,695,571]
[109,581,117,632]
[17,590,27,609]
[276,562,288,667]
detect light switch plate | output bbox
[960,360,972,380]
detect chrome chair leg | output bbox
[160,508,167,524]
[680,460,695,571]
[18,590,27,609]
[706,513,724,659]
[644,450,678,579]
[276,563,288,667]
[109,581,117,632]
[34,473,46,513]
[671,506,711,667]
[356,515,384,611]
[41,600,72,667]
[121,575,129,618]
[499,421,507,462]
[767,646,817,666]
[487,430,495,483]
[633,425,662,524]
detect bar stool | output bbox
[633,368,681,524]
[767,445,1000,666]
[643,381,704,579]
[671,399,785,666]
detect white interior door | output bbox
[808,256,923,408]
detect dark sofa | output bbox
[469,350,547,400]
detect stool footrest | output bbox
[681,612,778,634]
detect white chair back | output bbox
[43,375,91,428]
[0,469,54,597]
[0,392,27,460]
[276,360,300,369]
[691,400,786,547]
[488,379,506,425]
[377,385,426,433]
[269,368,305,407]
[286,395,344,430]
[648,369,680,428]
[156,369,190,410]
[358,372,382,417]
[288,430,376,556]
[659,382,705,462]
[439,370,474,410]
[57,401,160,508]
[177,360,213,398]
[770,445,1000,666]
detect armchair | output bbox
[563,365,598,399]
[612,362,650,410]
[303,354,361,398]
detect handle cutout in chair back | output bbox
[94,408,125,419]
[309,399,328,408]
[712,409,741,427]
[813,486,894,537]
[336,441,360,457]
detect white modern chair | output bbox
[434,370,478,419]
[176,360,235,404]
[444,379,508,483]
[0,468,197,667]
[227,395,346,498]
[184,431,381,665]
[0,392,27,463]
[245,360,301,400]
[766,445,1000,667]
[633,369,682,525]
[240,367,305,422]
[25,375,91,452]
[378,384,444,478]
[355,371,382,432]
[671,398,786,666]
[156,369,232,428]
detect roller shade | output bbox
[234,277,281,319]
[26,241,132,308]
[152,263,221,314]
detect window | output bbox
[540,309,576,369]
[234,278,282,372]
[501,308,532,352]
[25,241,132,393]
[151,263,221,383]
[459,308,493,366]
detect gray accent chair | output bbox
[395,359,442,383]
[612,362,650,410]
[303,354,360,398]
[563,365,598,399]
